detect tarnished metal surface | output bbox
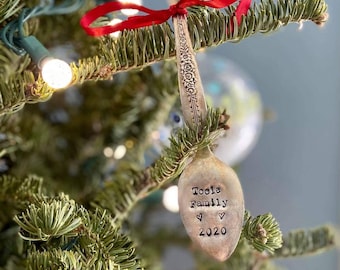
[173,14,207,129]
[178,148,244,261]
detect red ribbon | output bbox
[80,0,251,37]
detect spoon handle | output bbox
[173,13,207,129]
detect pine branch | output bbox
[0,71,50,116]
[13,194,143,269]
[0,7,38,80]
[91,108,228,222]
[0,115,22,158]
[14,196,82,241]
[0,64,179,196]
[0,225,23,269]
[272,225,336,258]
[151,107,229,183]
[26,249,83,270]
[0,0,328,115]
[0,43,30,80]
[0,0,23,24]
[72,0,329,80]
[194,238,280,270]
[132,206,283,270]
[107,62,179,154]
[0,175,43,230]
[243,212,283,254]
[0,175,44,268]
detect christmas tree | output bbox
[0,0,336,269]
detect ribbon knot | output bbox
[80,0,251,37]
[169,4,188,16]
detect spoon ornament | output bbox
[172,3,245,261]
[177,148,244,261]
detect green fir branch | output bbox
[92,108,228,222]
[194,238,279,270]
[151,107,228,184]
[0,175,43,230]
[0,175,44,267]
[0,0,23,24]
[0,223,24,268]
[107,62,179,152]
[242,212,283,254]
[14,198,82,241]
[82,0,328,78]
[70,63,179,198]
[0,0,328,115]
[26,249,83,270]
[0,44,30,80]
[272,225,336,258]
[14,194,143,269]
[78,209,143,269]
[0,116,23,158]
[194,212,283,269]
[90,171,140,224]
[0,72,51,116]
[132,204,282,270]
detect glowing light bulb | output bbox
[103,147,114,158]
[41,58,73,89]
[108,18,123,38]
[119,0,142,16]
[114,145,127,159]
[162,185,179,213]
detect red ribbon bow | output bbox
[80,0,251,37]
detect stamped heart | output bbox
[218,212,226,220]
[178,148,244,261]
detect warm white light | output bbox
[162,185,179,213]
[41,58,72,89]
[151,130,160,140]
[103,147,114,158]
[114,145,127,159]
[108,18,123,38]
[119,0,142,16]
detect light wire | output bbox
[0,0,85,56]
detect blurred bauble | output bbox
[197,53,263,166]
[145,109,184,165]
[147,53,262,166]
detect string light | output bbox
[40,58,73,89]
[162,185,179,213]
[113,145,127,159]
[103,147,114,157]
[18,36,73,89]
[119,0,142,16]
[108,18,123,38]
[0,1,81,89]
